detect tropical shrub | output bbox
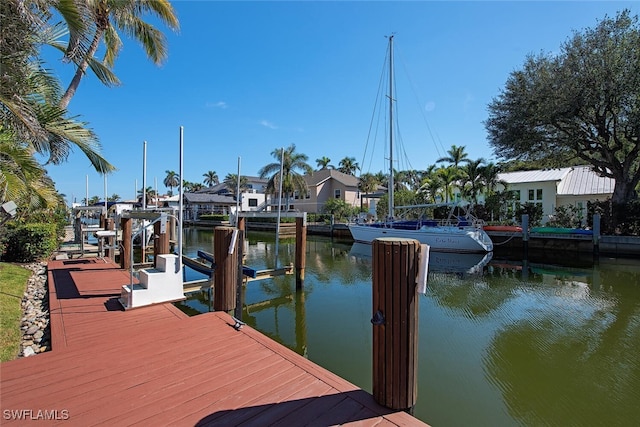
[515,202,544,227]
[1,223,58,262]
[548,205,584,228]
[588,199,640,235]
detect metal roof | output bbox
[498,166,615,196]
[556,165,615,195]
[497,168,571,184]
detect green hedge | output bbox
[1,223,59,262]
[199,214,229,221]
[245,217,295,223]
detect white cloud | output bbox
[424,101,436,112]
[260,120,278,130]
[206,101,227,109]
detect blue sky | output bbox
[42,1,639,204]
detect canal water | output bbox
[177,227,640,426]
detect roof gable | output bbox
[305,169,359,188]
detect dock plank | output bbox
[0,258,428,426]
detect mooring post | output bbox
[521,214,529,259]
[153,220,170,267]
[372,237,420,412]
[234,229,245,321]
[105,218,115,260]
[214,226,238,313]
[295,215,307,289]
[120,217,132,269]
[593,213,601,259]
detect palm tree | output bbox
[108,193,121,202]
[258,144,313,211]
[59,0,180,108]
[338,156,359,175]
[1,0,114,212]
[358,172,379,210]
[137,186,155,205]
[436,144,470,168]
[435,166,459,203]
[164,170,179,196]
[459,158,486,205]
[481,162,504,196]
[315,156,333,170]
[418,174,444,203]
[203,170,219,187]
[0,132,59,212]
[224,174,249,198]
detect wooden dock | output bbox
[0,258,427,426]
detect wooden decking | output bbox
[1,258,427,426]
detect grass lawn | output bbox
[0,263,32,362]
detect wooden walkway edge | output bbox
[1,258,428,426]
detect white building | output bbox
[496,165,615,224]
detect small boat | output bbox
[483,225,523,232]
[530,227,593,236]
[347,36,493,254]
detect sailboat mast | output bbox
[388,35,394,220]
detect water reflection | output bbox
[483,261,640,425]
[349,242,493,275]
[175,228,640,426]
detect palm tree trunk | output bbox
[59,28,104,109]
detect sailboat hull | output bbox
[348,223,494,253]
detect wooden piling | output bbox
[105,218,115,260]
[295,215,307,289]
[593,213,601,258]
[120,217,132,270]
[372,237,419,411]
[521,214,529,259]
[153,220,170,267]
[214,226,238,313]
[234,230,245,321]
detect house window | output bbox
[248,198,258,207]
[528,189,543,202]
[334,189,341,199]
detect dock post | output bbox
[234,229,245,321]
[105,218,115,260]
[153,220,170,267]
[120,217,132,269]
[295,214,307,289]
[522,214,529,259]
[214,226,238,313]
[372,237,420,412]
[593,213,601,259]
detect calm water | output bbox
[177,227,640,426]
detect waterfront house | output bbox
[285,169,361,213]
[494,165,615,224]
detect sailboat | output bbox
[348,36,493,254]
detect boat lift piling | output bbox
[371,237,425,413]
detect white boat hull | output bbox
[348,224,493,253]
